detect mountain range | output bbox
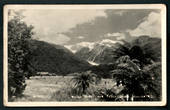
[27,36,161,77]
[65,39,123,64]
[74,36,161,64]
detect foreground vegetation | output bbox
[12,76,118,101]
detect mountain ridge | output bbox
[74,36,161,64]
[28,40,91,75]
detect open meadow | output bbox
[13,75,121,102]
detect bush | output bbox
[51,81,96,101]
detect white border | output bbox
[3,4,167,107]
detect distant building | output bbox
[37,72,49,76]
[36,72,56,76]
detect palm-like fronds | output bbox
[112,55,161,101]
[71,71,97,95]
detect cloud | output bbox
[38,34,70,45]
[23,9,107,33]
[16,9,160,45]
[103,32,126,40]
[21,9,107,45]
[77,36,85,39]
[128,12,161,38]
[105,32,123,37]
[65,9,156,44]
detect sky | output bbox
[15,9,161,45]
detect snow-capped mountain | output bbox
[72,39,123,64]
[64,42,95,53]
[64,39,123,65]
[98,39,122,47]
[64,39,122,53]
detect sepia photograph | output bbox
[3,4,166,106]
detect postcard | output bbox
[3,4,167,106]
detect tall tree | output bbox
[8,10,34,100]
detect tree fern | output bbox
[71,71,97,95]
[112,55,161,101]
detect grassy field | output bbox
[14,76,121,102]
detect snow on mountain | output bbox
[64,39,122,53]
[100,39,117,44]
[87,60,99,66]
[64,42,95,53]
[98,39,119,47]
[77,42,95,51]
[64,45,77,53]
